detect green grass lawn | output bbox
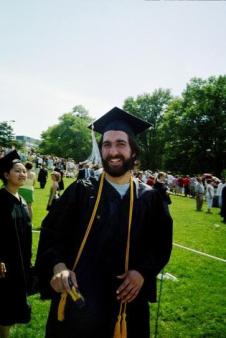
[11,178,226,337]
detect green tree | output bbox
[123,89,172,170]
[161,76,226,176]
[0,121,16,148]
[39,108,93,161]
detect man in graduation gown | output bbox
[35,107,173,338]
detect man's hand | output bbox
[0,262,6,278]
[50,262,78,293]
[116,270,144,303]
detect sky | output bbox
[0,0,226,139]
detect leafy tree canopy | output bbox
[160,75,226,176]
[37,76,226,176]
[0,121,16,148]
[39,106,93,162]
[123,89,173,170]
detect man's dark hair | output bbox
[25,161,33,170]
[98,133,140,166]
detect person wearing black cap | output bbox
[0,151,32,338]
[35,107,173,338]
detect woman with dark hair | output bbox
[0,151,32,338]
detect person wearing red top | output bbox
[146,175,155,186]
[183,175,191,197]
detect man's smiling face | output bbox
[101,130,135,177]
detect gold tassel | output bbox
[121,311,127,338]
[56,174,106,323]
[113,313,122,338]
[57,292,68,321]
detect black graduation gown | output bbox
[220,186,226,221]
[54,167,65,191]
[76,168,95,180]
[0,188,32,325]
[38,168,48,188]
[35,177,173,338]
[153,181,172,214]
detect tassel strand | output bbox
[57,292,68,321]
[113,303,128,338]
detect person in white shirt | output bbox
[216,179,226,208]
[205,179,215,213]
[195,177,204,211]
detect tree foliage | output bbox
[39,107,93,162]
[123,89,172,170]
[160,76,226,176]
[0,121,16,148]
[38,76,226,176]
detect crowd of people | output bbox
[133,170,225,218]
[0,106,225,338]
[2,147,225,216]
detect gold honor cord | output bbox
[114,175,134,338]
[58,172,105,321]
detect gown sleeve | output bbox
[35,181,80,298]
[132,188,173,301]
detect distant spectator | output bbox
[92,163,103,178]
[177,176,184,195]
[166,173,175,193]
[136,171,143,182]
[183,175,190,197]
[38,164,48,189]
[46,171,61,212]
[54,162,65,194]
[195,177,205,211]
[66,159,76,178]
[36,155,43,169]
[47,157,54,171]
[146,175,155,187]
[205,179,215,213]
[19,162,36,220]
[189,176,197,198]
[76,161,95,180]
[153,171,172,214]
[216,178,226,208]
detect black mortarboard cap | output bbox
[0,150,21,178]
[89,107,152,136]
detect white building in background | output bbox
[16,135,40,150]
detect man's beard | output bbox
[102,155,134,177]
